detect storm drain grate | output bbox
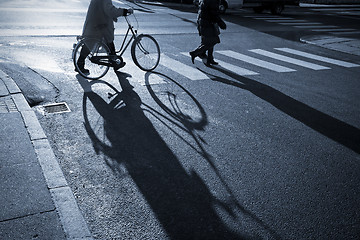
[43,102,71,114]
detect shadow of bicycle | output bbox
[77,71,254,239]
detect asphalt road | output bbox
[0,0,360,239]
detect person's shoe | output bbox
[206,59,219,66]
[189,51,196,64]
[75,67,90,75]
[75,60,90,74]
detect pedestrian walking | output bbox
[189,0,226,66]
[76,0,133,74]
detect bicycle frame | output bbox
[116,16,138,58]
[90,17,138,66]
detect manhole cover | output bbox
[43,102,71,114]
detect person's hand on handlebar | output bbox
[124,8,133,16]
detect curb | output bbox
[0,69,93,240]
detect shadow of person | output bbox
[80,72,245,239]
[199,65,360,154]
[143,71,282,240]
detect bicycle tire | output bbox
[131,34,160,72]
[73,38,110,80]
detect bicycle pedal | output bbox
[114,62,126,71]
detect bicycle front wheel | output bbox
[131,34,160,72]
[73,38,110,80]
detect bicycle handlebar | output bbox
[125,8,134,16]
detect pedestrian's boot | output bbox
[189,47,206,64]
[189,51,197,64]
[75,60,90,74]
[206,58,218,66]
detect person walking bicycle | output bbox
[189,0,226,66]
[76,0,133,74]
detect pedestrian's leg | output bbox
[189,43,211,64]
[107,41,125,70]
[107,42,116,55]
[76,44,90,73]
[206,47,218,66]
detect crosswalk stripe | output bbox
[180,52,259,76]
[294,25,339,29]
[313,28,356,32]
[121,61,167,85]
[332,31,360,35]
[265,19,307,23]
[281,22,322,25]
[249,49,330,70]
[313,7,358,11]
[254,17,294,20]
[275,48,360,68]
[217,50,296,73]
[298,25,338,29]
[215,59,259,76]
[242,15,265,17]
[243,15,291,19]
[160,54,208,80]
[329,28,357,31]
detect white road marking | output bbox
[249,49,330,70]
[217,50,296,73]
[275,48,360,68]
[160,54,209,80]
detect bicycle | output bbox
[72,13,160,80]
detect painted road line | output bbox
[265,19,308,23]
[294,24,338,31]
[215,59,259,76]
[293,25,340,29]
[306,26,340,32]
[123,60,166,85]
[332,31,360,35]
[312,7,360,11]
[181,52,259,76]
[280,22,322,25]
[160,54,208,80]
[275,48,360,68]
[254,17,294,20]
[242,15,292,19]
[313,28,356,32]
[249,49,330,70]
[217,50,296,73]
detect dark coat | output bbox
[197,0,226,45]
[82,0,126,43]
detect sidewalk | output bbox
[300,35,360,57]
[0,70,93,240]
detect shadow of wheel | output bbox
[144,71,208,132]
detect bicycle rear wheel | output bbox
[131,34,160,72]
[73,38,110,80]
